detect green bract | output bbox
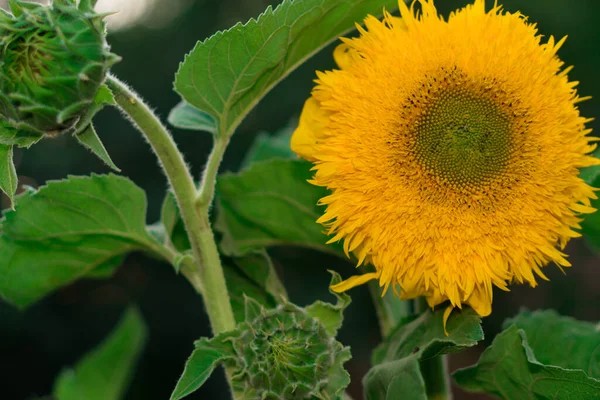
[0,0,118,141]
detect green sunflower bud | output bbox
[171,273,353,400]
[0,0,119,141]
[228,299,351,399]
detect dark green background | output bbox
[1,1,598,399]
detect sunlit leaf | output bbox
[175,0,398,136]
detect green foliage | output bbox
[0,144,17,203]
[171,275,352,400]
[306,271,351,336]
[53,307,147,400]
[168,101,217,134]
[75,124,120,171]
[225,251,288,323]
[364,308,483,400]
[174,0,398,136]
[0,174,169,308]
[74,85,120,171]
[454,324,600,399]
[504,309,600,379]
[581,148,600,252]
[240,126,296,168]
[216,159,334,256]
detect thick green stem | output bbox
[416,298,452,400]
[106,75,236,335]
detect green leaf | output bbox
[225,251,288,323]
[0,144,17,203]
[75,124,120,171]
[581,148,600,252]
[364,308,483,400]
[94,85,116,107]
[78,0,99,12]
[503,309,600,379]
[175,0,398,136]
[53,307,147,400]
[241,127,296,169]
[155,191,190,252]
[364,358,427,400]
[170,337,231,400]
[306,271,351,336]
[372,308,484,365]
[0,174,167,308]
[216,159,336,256]
[168,101,217,134]
[0,120,43,148]
[453,325,600,399]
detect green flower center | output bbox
[413,86,513,189]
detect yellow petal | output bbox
[442,305,454,336]
[330,272,379,293]
[290,96,329,161]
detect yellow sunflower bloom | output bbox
[291,0,599,317]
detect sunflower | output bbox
[291,0,599,318]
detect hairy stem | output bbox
[416,297,452,400]
[197,135,229,208]
[106,75,236,335]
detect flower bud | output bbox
[224,298,351,399]
[0,0,119,141]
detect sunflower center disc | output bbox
[413,86,513,189]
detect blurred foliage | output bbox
[1,1,599,399]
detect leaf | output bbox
[581,148,600,252]
[0,174,168,308]
[53,307,147,400]
[364,358,427,400]
[240,127,296,169]
[175,0,398,136]
[94,85,116,107]
[78,0,99,12]
[0,120,43,148]
[226,251,288,323]
[503,309,600,379]
[225,251,288,323]
[453,325,600,399]
[364,308,483,400]
[372,308,484,365]
[306,271,351,336]
[215,159,337,256]
[168,101,217,134]
[170,337,231,400]
[0,144,17,203]
[75,124,120,171]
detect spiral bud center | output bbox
[8,34,54,83]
